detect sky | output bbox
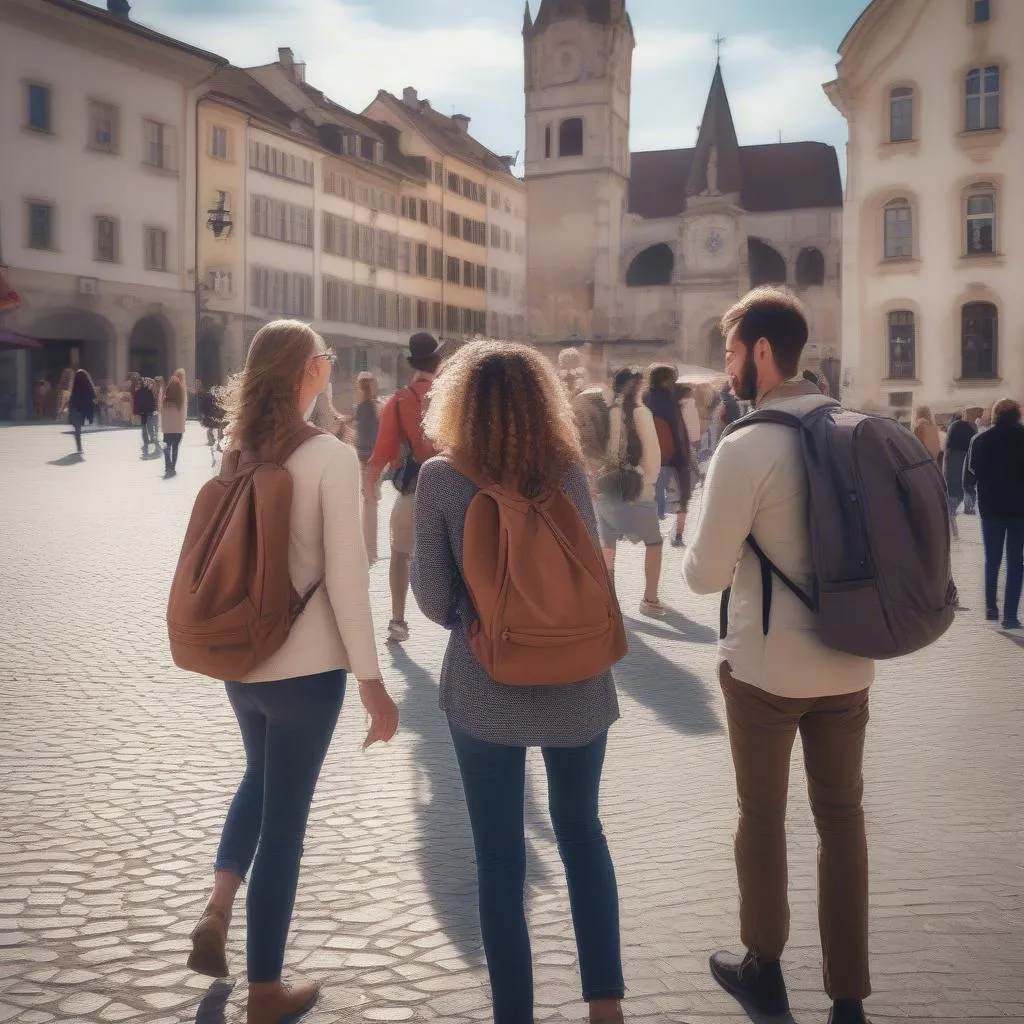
[96,0,870,172]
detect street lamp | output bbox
[206,194,233,239]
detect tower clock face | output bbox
[550,44,582,84]
[688,217,734,271]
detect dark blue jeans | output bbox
[449,726,624,1024]
[981,517,1024,623]
[216,670,345,982]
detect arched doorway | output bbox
[29,309,116,387]
[795,247,826,287]
[196,321,223,388]
[708,324,725,369]
[748,238,787,287]
[129,315,171,379]
[626,244,675,287]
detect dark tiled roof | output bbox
[44,0,225,65]
[205,66,310,132]
[686,63,742,197]
[629,141,842,218]
[374,91,518,180]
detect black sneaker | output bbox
[986,607,1000,622]
[1003,619,1022,631]
[828,998,871,1024]
[709,950,789,1016]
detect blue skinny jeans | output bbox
[215,669,345,982]
[449,725,624,1024]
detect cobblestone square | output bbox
[0,425,1022,1024]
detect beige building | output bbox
[0,0,223,419]
[365,89,528,344]
[826,0,1023,420]
[524,0,843,384]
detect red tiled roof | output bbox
[629,141,842,219]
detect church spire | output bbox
[523,0,532,34]
[686,62,742,197]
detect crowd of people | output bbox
[162,284,1024,1024]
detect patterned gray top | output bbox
[411,457,621,748]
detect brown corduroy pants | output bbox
[719,662,871,1000]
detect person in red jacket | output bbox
[367,333,442,642]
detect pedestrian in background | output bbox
[354,371,382,564]
[912,406,942,465]
[186,320,398,1024]
[597,367,665,617]
[136,378,157,457]
[160,375,186,477]
[411,341,626,1024]
[645,364,692,547]
[367,333,442,644]
[945,411,977,519]
[64,369,96,456]
[964,398,1024,630]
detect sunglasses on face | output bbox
[313,349,338,365]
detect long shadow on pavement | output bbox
[615,619,723,737]
[47,452,84,466]
[388,644,559,967]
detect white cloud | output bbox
[133,2,846,170]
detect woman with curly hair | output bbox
[186,320,398,1024]
[159,375,187,477]
[410,341,625,1024]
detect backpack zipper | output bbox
[502,622,611,647]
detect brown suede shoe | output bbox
[247,981,320,1024]
[187,908,229,978]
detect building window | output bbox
[430,248,444,280]
[883,199,913,259]
[559,118,584,158]
[961,302,998,379]
[887,311,916,379]
[965,188,996,255]
[889,87,913,142]
[965,65,1000,131]
[973,0,991,23]
[210,125,229,160]
[94,216,119,262]
[88,101,118,153]
[26,83,51,133]
[250,266,314,317]
[415,242,428,276]
[544,124,552,158]
[431,301,443,332]
[416,299,429,329]
[248,140,314,184]
[374,142,384,164]
[27,201,54,250]
[433,162,443,186]
[447,171,460,193]
[251,195,314,247]
[144,227,168,271]
[144,119,175,170]
[322,212,351,257]
[446,255,461,285]
[447,211,460,237]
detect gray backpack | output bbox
[720,402,957,660]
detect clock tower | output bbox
[523,0,634,345]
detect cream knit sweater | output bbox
[243,434,381,684]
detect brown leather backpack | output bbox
[448,456,627,686]
[167,424,323,680]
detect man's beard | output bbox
[731,349,759,403]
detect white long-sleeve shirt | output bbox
[682,391,874,699]
[244,434,381,684]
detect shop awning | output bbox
[0,329,41,350]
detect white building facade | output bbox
[0,0,223,419]
[826,0,1023,419]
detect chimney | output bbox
[402,87,419,109]
[452,113,471,134]
[107,0,130,17]
[278,47,295,76]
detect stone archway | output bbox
[128,315,172,379]
[29,308,116,386]
[196,320,224,389]
[626,244,675,287]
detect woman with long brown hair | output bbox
[159,375,187,476]
[354,371,382,563]
[186,320,398,1024]
[411,341,625,1024]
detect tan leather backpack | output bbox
[448,456,627,686]
[167,424,322,680]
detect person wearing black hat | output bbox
[367,333,444,642]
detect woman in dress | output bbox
[411,341,626,1024]
[186,320,399,1024]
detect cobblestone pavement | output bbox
[0,425,1022,1024]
